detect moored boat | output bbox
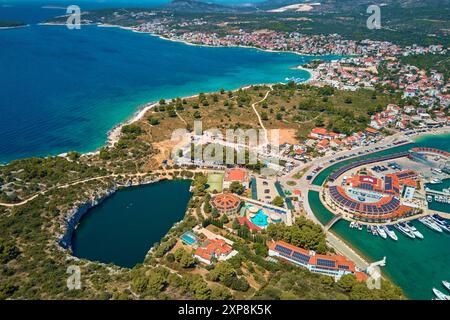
[383,225,398,241]
[443,280,450,292]
[371,225,378,236]
[419,217,443,233]
[430,216,450,233]
[404,222,424,239]
[393,223,415,239]
[376,226,387,239]
[432,288,450,300]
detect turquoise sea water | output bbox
[308,133,450,300]
[72,180,192,268]
[0,21,336,163]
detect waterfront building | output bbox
[268,240,367,281]
[326,173,418,223]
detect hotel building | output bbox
[268,240,367,281]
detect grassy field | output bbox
[138,83,397,150]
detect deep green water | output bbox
[308,191,334,225]
[426,179,450,213]
[308,132,450,299]
[72,180,192,268]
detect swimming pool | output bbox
[181,231,198,245]
[250,210,269,228]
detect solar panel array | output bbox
[396,170,416,180]
[359,183,374,191]
[275,244,292,256]
[330,186,400,215]
[292,251,311,264]
[317,258,336,268]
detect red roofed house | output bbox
[365,127,379,136]
[194,239,233,265]
[309,127,330,140]
[330,139,343,149]
[316,139,330,153]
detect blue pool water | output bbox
[181,231,198,245]
[251,210,269,228]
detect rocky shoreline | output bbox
[58,186,117,251]
[58,175,164,252]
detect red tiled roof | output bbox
[211,193,241,211]
[237,216,261,231]
[269,241,360,275]
[311,127,328,135]
[194,238,232,262]
[365,127,378,134]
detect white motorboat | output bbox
[419,217,443,233]
[383,225,398,241]
[404,222,424,239]
[430,216,450,233]
[376,226,387,239]
[433,288,450,300]
[393,223,415,239]
[442,281,450,292]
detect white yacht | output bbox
[393,223,415,239]
[376,226,387,239]
[419,217,443,233]
[443,281,450,292]
[383,225,398,241]
[433,288,450,300]
[404,222,424,239]
[430,216,450,233]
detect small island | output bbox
[0,20,27,29]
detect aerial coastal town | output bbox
[0,0,449,303]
